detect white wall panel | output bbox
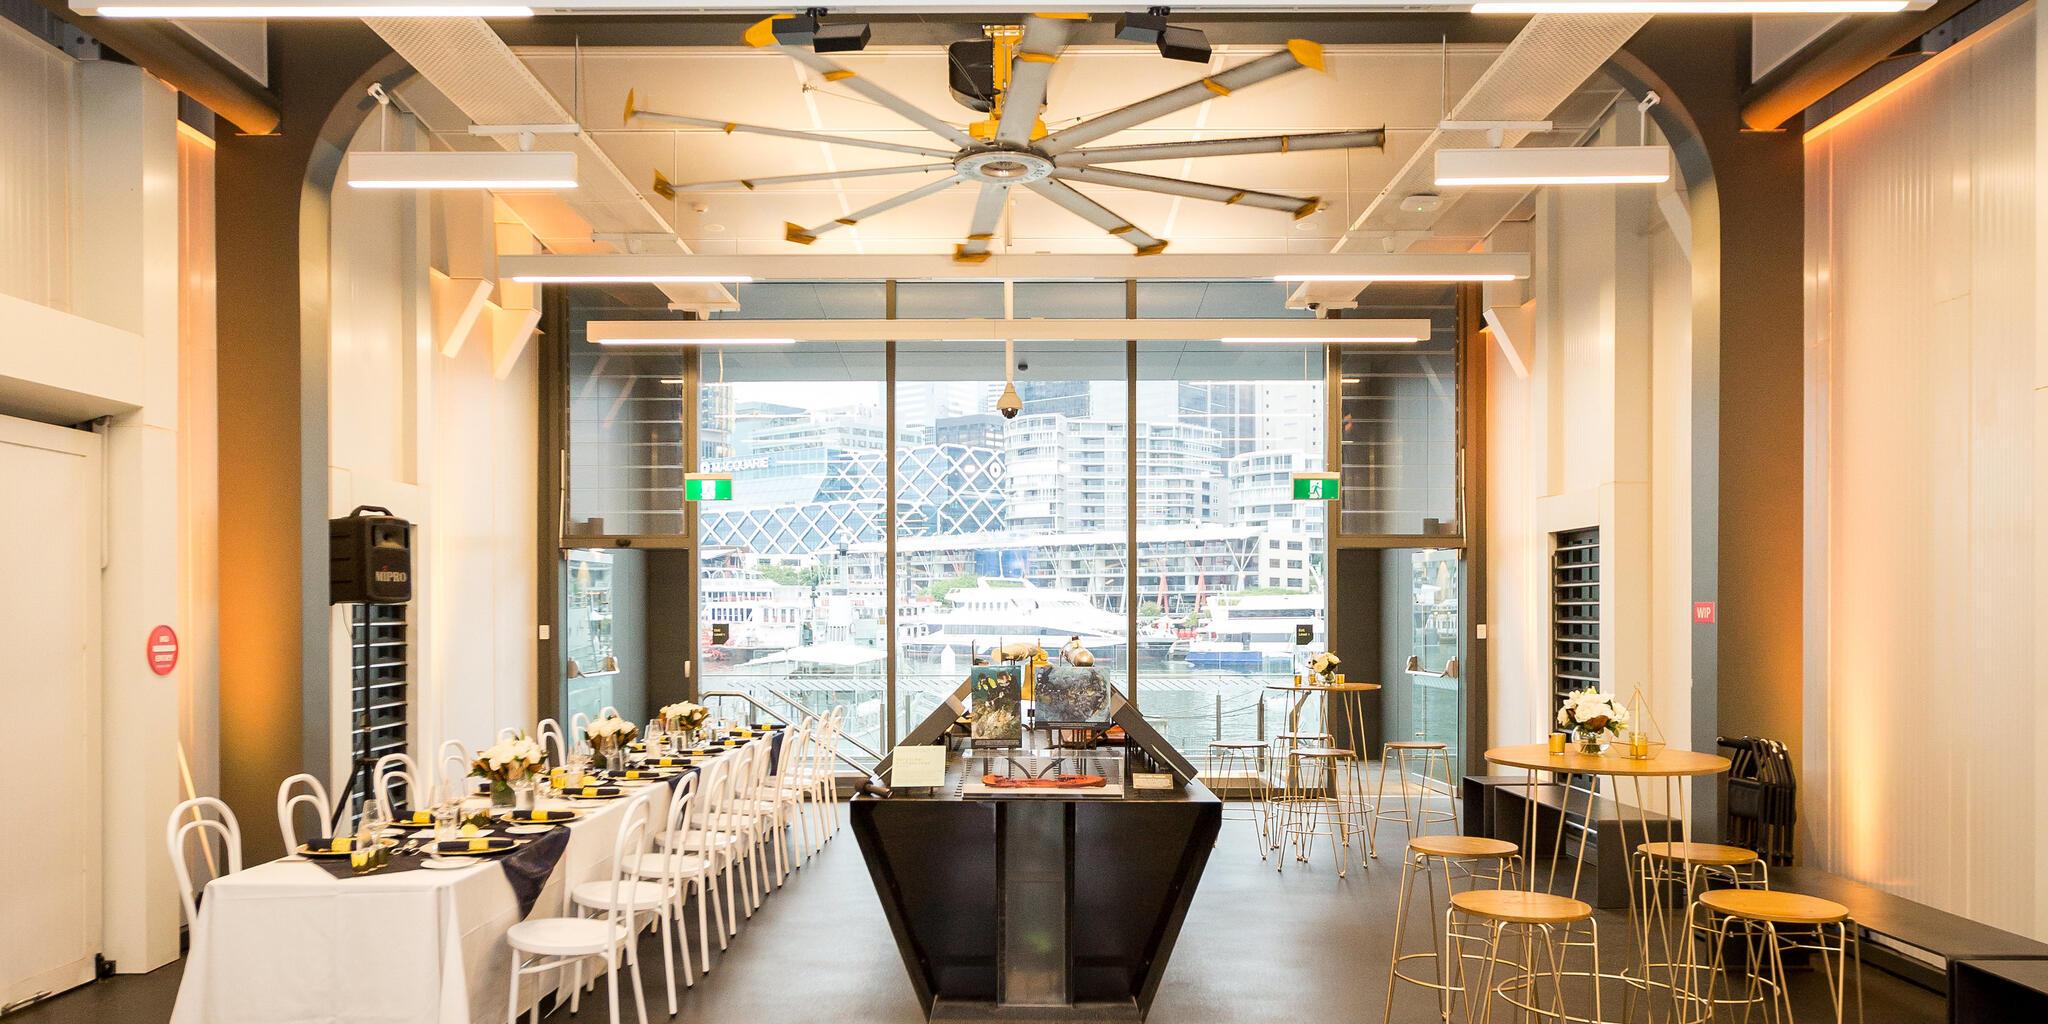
[0,22,75,312]
[1804,7,2039,937]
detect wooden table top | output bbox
[1483,743,1731,777]
[1263,681,1382,693]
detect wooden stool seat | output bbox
[1289,747,1355,759]
[1452,889,1593,926]
[1384,740,1447,750]
[1208,740,1266,750]
[1699,889,1848,925]
[1637,841,1759,867]
[1410,834,1518,859]
[1275,731,1332,741]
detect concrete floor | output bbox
[14,811,1944,1024]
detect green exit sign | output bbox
[1292,472,1339,501]
[684,474,733,502]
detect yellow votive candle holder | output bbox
[1548,732,1567,755]
[1631,734,1650,758]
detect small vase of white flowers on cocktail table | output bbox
[1556,689,1629,754]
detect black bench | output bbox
[1462,774,1677,909]
[1768,866,2048,1020]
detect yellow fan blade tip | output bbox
[1201,78,1232,97]
[1136,240,1169,256]
[651,171,675,200]
[744,14,793,49]
[952,245,993,264]
[784,222,818,245]
[823,69,857,82]
[1286,39,1326,73]
[1033,10,1092,19]
[623,88,637,123]
[1293,196,1322,220]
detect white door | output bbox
[0,415,103,1007]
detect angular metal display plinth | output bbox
[850,757,1221,1021]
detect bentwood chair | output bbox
[276,773,332,856]
[537,718,567,766]
[622,772,709,1001]
[571,786,684,1015]
[372,752,422,820]
[506,792,651,1024]
[570,713,593,749]
[167,797,243,935]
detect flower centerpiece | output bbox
[660,701,710,748]
[1556,689,1630,754]
[1307,650,1342,684]
[470,734,547,811]
[586,713,639,772]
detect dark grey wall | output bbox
[644,549,695,712]
[1328,547,1383,754]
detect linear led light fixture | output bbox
[1223,330,1429,346]
[345,150,577,191]
[1473,1,1906,11]
[87,2,532,15]
[512,274,753,285]
[589,323,794,347]
[1274,273,1520,283]
[1435,145,1669,188]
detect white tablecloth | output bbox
[171,785,655,1024]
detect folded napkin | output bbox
[641,759,687,768]
[575,786,622,798]
[525,810,559,822]
[316,837,355,853]
[397,811,434,826]
[436,838,502,854]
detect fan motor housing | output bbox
[956,148,1056,184]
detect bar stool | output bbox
[1684,889,1862,1024]
[1451,889,1603,1024]
[1369,740,1459,858]
[1380,835,1521,1024]
[1629,842,1767,1019]
[1276,747,1368,877]
[1268,730,1332,852]
[1206,740,1271,859]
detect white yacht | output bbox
[1186,594,1326,670]
[898,578,1128,663]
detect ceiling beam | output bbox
[501,251,1528,284]
[584,318,1438,343]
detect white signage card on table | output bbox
[891,745,947,789]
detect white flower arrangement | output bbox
[659,701,709,732]
[470,734,547,784]
[1556,689,1630,738]
[584,713,639,753]
[1308,651,1342,681]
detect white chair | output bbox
[611,775,701,1011]
[506,794,651,1024]
[497,726,521,743]
[372,752,421,821]
[658,754,751,941]
[440,739,474,794]
[751,722,815,876]
[167,797,242,934]
[628,769,733,981]
[570,712,592,749]
[599,705,621,719]
[276,773,331,856]
[537,718,567,766]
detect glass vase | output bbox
[512,779,535,812]
[1574,730,1610,755]
[605,747,625,773]
[490,778,515,811]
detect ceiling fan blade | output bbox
[953,182,1014,263]
[627,103,954,159]
[780,49,977,148]
[785,174,965,245]
[1061,129,1386,166]
[1052,166,1318,217]
[1025,178,1166,255]
[995,14,1080,147]
[1037,40,1326,157]
[663,164,956,193]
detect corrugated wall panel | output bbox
[0,22,74,311]
[1805,8,2038,937]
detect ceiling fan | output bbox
[627,13,1386,261]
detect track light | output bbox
[771,7,870,54]
[771,8,820,44]
[1117,7,1210,64]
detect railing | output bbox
[698,687,881,778]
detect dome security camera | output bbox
[996,382,1023,420]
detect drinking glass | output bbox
[431,779,463,859]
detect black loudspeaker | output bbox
[947,39,996,112]
[330,505,412,604]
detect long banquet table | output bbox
[169,735,773,1024]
